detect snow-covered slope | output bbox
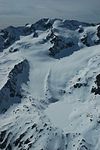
[0,18,100,150]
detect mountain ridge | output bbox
[0,18,100,150]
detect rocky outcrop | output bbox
[49,35,74,56]
[0,19,99,55]
[0,25,35,51]
[48,21,100,58]
[32,18,56,31]
[91,74,100,95]
[59,19,91,30]
[9,47,19,53]
[0,19,54,51]
[97,25,100,38]
[0,59,29,113]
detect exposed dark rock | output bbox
[43,123,47,127]
[14,132,25,146]
[9,47,19,53]
[32,18,55,31]
[24,24,34,35]
[6,144,12,150]
[46,29,55,41]
[78,145,88,150]
[97,25,100,38]
[0,132,12,149]
[80,34,90,47]
[0,59,29,113]
[33,31,38,38]
[0,24,35,51]
[94,39,100,45]
[0,19,100,54]
[74,82,87,88]
[91,74,100,95]
[48,97,59,103]
[60,20,91,30]
[0,130,6,143]
[4,39,12,48]
[24,139,30,144]
[28,143,32,149]
[31,123,37,129]
[78,25,84,33]
[39,129,43,133]
[77,138,90,150]
[96,74,100,87]
[0,30,8,39]
[49,35,74,56]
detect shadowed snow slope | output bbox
[0,18,100,150]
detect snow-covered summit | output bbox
[0,18,100,150]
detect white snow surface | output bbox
[0,19,100,150]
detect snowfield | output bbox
[0,18,100,150]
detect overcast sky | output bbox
[0,0,100,28]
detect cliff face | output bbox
[0,59,29,113]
